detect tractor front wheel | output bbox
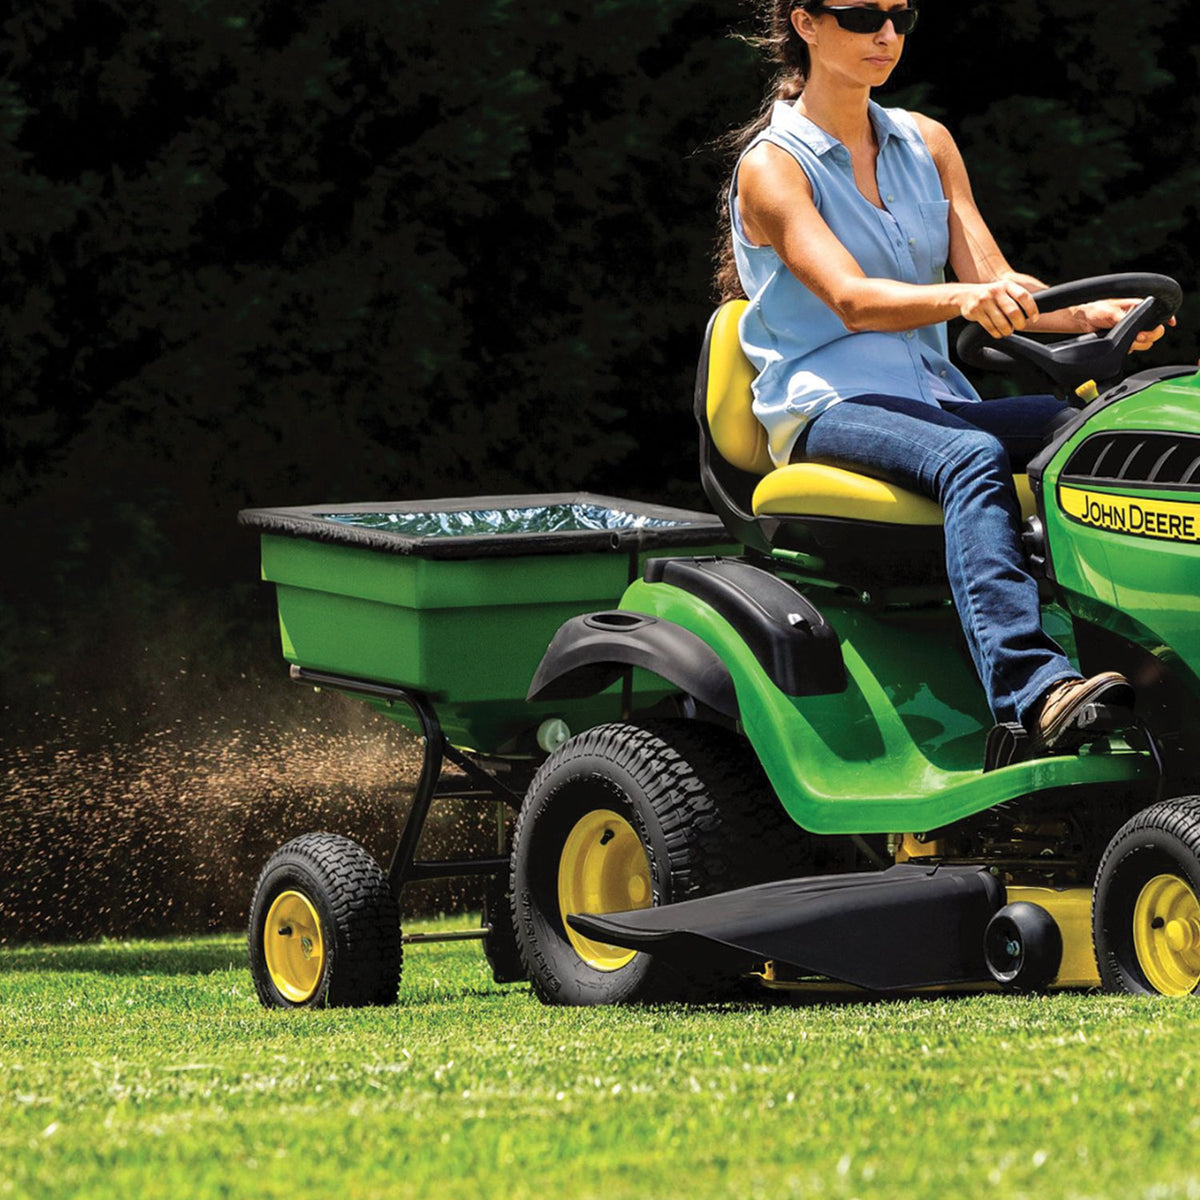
[1093,797,1200,996]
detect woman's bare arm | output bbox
[915,113,1169,348]
[736,139,1038,337]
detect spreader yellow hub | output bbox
[1133,874,1200,996]
[557,809,652,971]
[264,890,327,1003]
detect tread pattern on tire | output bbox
[249,831,401,1008]
[482,874,526,984]
[528,719,806,897]
[1092,795,1200,995]
[511,719,810,1004]
[645,719,812,889]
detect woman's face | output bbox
[791,2,914,88]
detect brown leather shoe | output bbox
[1029,671,1135,751]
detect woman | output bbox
[720,0,1169,749]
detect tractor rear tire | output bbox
[510,719,807,1006]
[249,832,401,1008]
[1093,796,1200,995]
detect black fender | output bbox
[642,557,846,697]
[526,611,739,720]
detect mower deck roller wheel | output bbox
[249,832,401,1008]
[510,720,809,1005]
[1094,796,1200,996]
[983,901,1063,992]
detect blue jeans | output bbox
[797,393,1077,726]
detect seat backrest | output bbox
[695,300,773,554]
[704,299,773,477]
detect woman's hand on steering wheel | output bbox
[1061,298,1176,353]
[957,279,1039,339]
[955,273,1182,397]
[959,285,1172,352]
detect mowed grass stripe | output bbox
[3,928,1200,1199]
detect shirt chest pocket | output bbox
[916,199,950,280]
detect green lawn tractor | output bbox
[241,272,1200,1007]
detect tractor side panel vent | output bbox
[1061,432,1200,491]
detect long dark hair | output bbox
[714,0,816,301]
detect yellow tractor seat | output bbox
[695,299,1036,585]
[753,459,1036,524]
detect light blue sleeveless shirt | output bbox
[730,100,981,466]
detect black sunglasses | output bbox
[808,5,919,35]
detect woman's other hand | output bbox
[1068,298,1175,352]
[957,279,1039,338]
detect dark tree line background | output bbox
[4,0,1200,734]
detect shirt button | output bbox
[908,237,916,246]
[940,369,948,377]
[905,331,915,340]
[886,193,895,202]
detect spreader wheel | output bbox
[510,719,808,1005]
[248,832,401,1008]
[1093,797,1200,995]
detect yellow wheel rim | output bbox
[557,809,653,971]
[264,890,326,1003]
[1133,873,1200,996]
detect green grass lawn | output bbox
[3,923,1200,1200]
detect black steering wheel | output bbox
[956,273,1182,401]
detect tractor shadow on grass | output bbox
[722,979,1074,1007]
[646,974,1060,1010]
